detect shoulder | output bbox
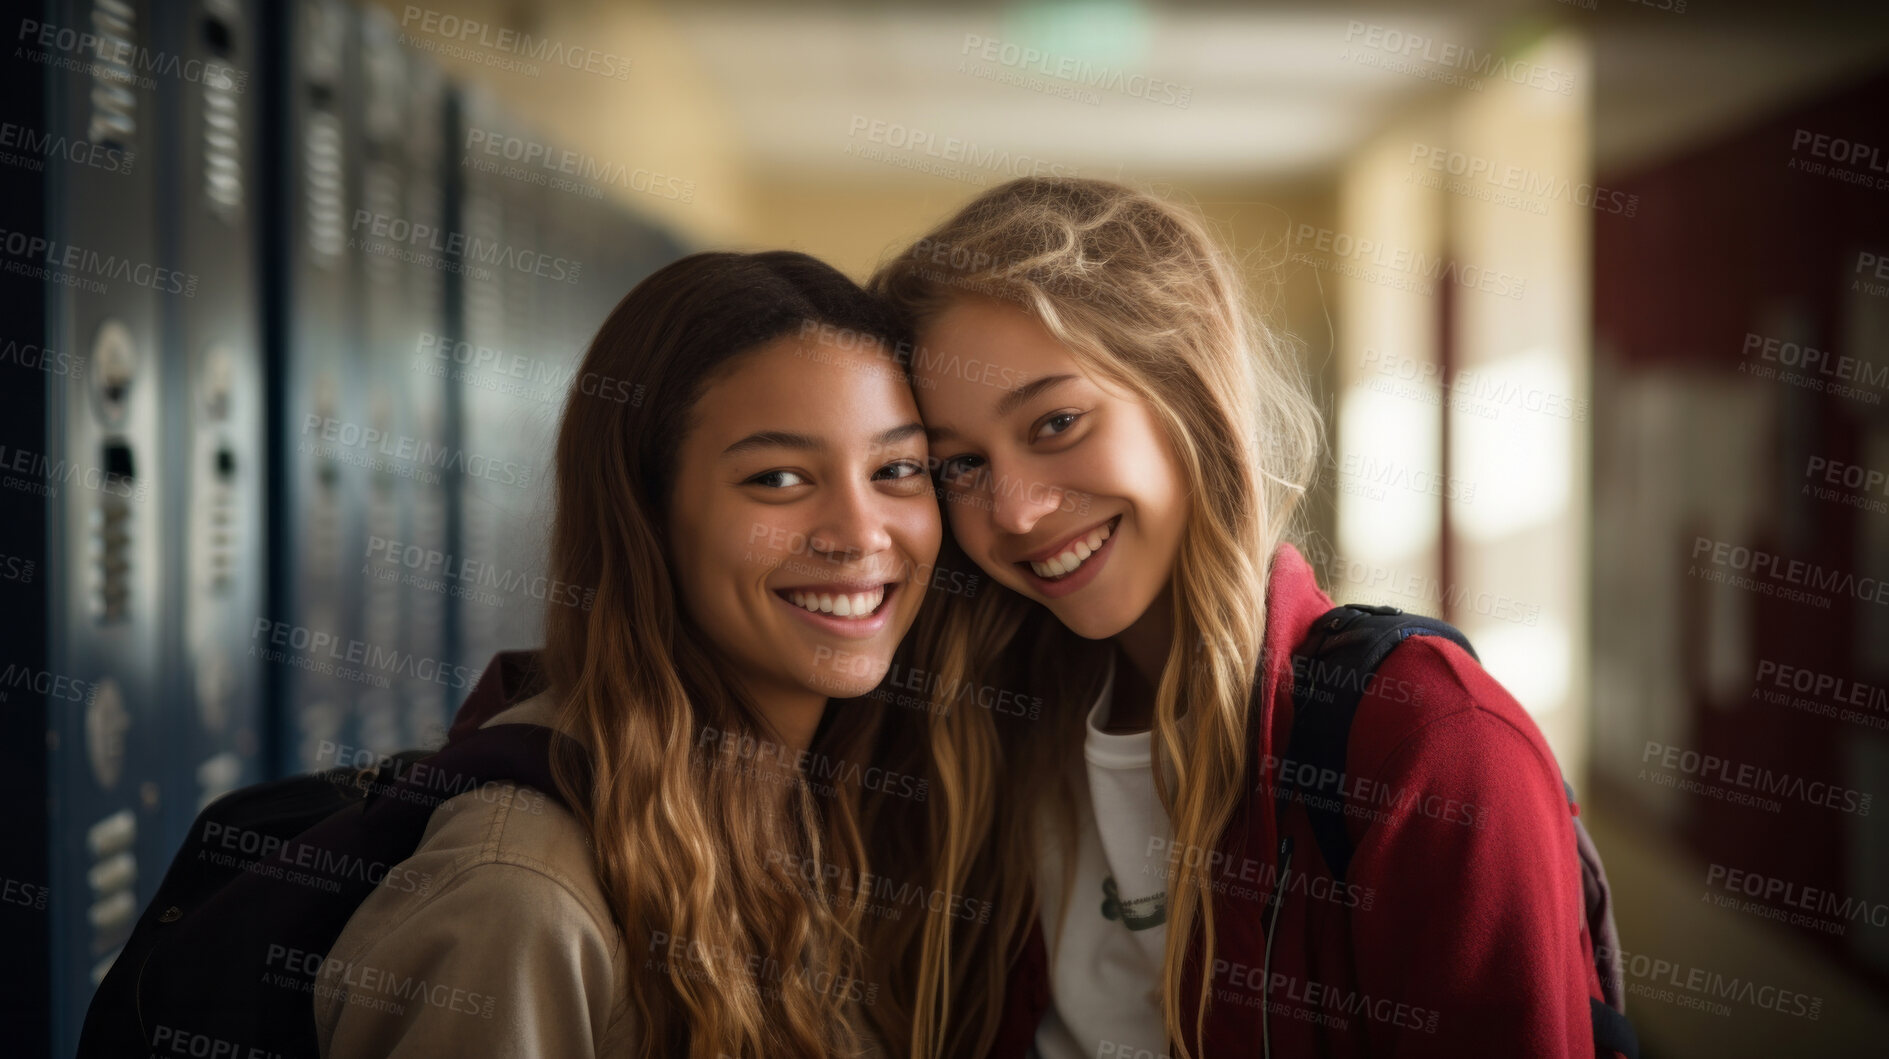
[1349,633,1567,802]
[425,688,610,923]
[316,782,632,1053]
[378,775,612,937]
[322,694,614,971]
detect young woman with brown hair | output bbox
[316,250,941,1058]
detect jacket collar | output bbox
[1254,540,1336,778]
[447,649,545,745]
[1243,539,1336,903]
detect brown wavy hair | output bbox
[538,251,932,1058]
[869,178,1324,1058]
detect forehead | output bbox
[686,332,919,442]
[922,295,1061,359]
[915,295,1076,388]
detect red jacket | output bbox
[986,542,1610,1058]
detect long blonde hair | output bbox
[869,177,1324,1058]
[538,251,931,1058]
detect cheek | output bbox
[1104,408,1184,498]
[904,499,944,563]
[735,514,794,582]
[1121,427,1189,547]
[679,504,771,619]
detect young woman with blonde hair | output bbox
[873,179,1613,1059]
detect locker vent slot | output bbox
[209,444,236,592]
[203,66,243,215]
[87,0,138,150]
[85,807,137,958]
[92,440,136,623]
[202,1,237,56]
[305,111,344,264]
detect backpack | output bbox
[1273,603,1639,1059]
[75,663,583,1058]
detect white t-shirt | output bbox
[1033,656,1175,1059]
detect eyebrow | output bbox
[996,373,1078,417]
[720,421,925,458]
[928,373,1079,443]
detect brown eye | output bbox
[874,460,925,482]
[1033,412,1081,441]
[933,454,984,485]
[745,469,809,488]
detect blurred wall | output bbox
[1589,63,1889,1057]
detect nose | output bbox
[804,479,894,565]
[982,458,1066,537]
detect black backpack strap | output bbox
[1591,996,1640,1058]
[361,722,584,826]
[1281,604,1476,883]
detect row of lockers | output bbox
[0,0,683,1053]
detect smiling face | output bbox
[666,331,940,706]
[914,294,1188,640]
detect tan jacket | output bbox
[314,692,639,1057]
[314,693,889,1058]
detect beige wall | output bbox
[1324,28,1592,784]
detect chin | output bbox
[806,673,886,699]
[1051,605,1129,641]
[804,653,893,699]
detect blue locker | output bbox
[394,43,455,752]
[156,0,265,831]
[350,11,455,756]
[450,88,528,675]
[272,0,365,775]
[38,0,171,1051]
[351,8,412,758]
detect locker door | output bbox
[450,88,516,675]
[157,0,265,842]
[41,0,170,1050]
[274,0,364,775]
[483,110,560,658]
[353,8,409,757]
[399,48,454,750]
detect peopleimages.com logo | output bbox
[398,6,631,79]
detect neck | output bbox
[723,667,829,784]
[750,684,828,757]
[1105,583,1174,733]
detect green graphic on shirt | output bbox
[1101,874,1167,931]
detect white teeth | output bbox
[1029,521,1114,580]
[784,586,885,618]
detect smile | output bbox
[1026,516,1116,580]
[1015,514,1122,598]
[770,580,901,640]
[778,584,887,617]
